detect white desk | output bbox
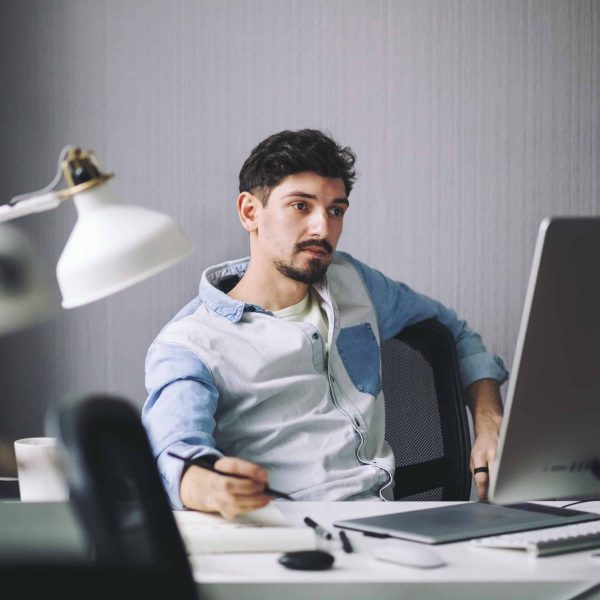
[188,501,600,600]
[1,499,599,599]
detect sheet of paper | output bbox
[173,503,317,554]
[173,502,289,530]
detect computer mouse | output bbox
[372,544,446,569]
[278,550,335,571]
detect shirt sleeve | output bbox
[339,252,509,389]
[142,340,223,509]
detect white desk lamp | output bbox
[0,147,192,478]
[0,146,192,309]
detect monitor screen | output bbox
[489,217,600,504]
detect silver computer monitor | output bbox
[489,217,600,504]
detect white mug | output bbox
[14,437,69,502]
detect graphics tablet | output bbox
[333,502,600,544]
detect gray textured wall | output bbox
[1,1,598,453]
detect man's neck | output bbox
[227,258,309,312]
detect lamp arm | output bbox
[0,192,63,223]
[0,145,74,223]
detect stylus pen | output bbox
[167,451,295,501]
[339,529,354,553]
[304,516,333,540]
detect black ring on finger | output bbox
[473,466,489,475]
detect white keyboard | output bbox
[470,519,600,556]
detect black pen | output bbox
[303,516,333,540]
[167,451,294,501]
[339,529,353,553]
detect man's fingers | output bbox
[470,454,491,501]
[470,437,496,502]
[180,454,272,516]
[228,493,272,510]
[473,471,489,501]
[218,475,266,496]
[215,456,268,483]
[211,457,269,497]
[210,457,272,517]
[219,494,272,519]
[210,477,272,518]
[204,456,273,518]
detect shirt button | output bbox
[312,332,319,340]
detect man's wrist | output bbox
[466,378,503,436]
[473,412,503,439]
[180,464,218,513]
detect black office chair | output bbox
[46,394,199,600]
[382,319,472,500]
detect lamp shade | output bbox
[56,183,192,308]
[0,225,49,334]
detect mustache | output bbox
[296,239,333,254]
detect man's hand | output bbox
[466,378,504,501]
[470,430,500,501]
[180,456,272,519]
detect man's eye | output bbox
[330,207,345,217]
[292,202,307,211]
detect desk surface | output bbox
[2,499,599,600]
[188,501,600,600]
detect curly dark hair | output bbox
[238,129,357,204]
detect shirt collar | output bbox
[199,256,331,322]
[199,257,255,322]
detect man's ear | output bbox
[236,192,260,233]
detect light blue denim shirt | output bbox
[142,252,508,508]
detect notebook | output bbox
[333,502,600,544]
[173,503,317,554]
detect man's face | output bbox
[252,172,349,285]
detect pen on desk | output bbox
[303,516,333,540]
[167,451,294,501]
[339,529,354,553]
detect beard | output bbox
[274,256,330,285]
[273,239,334,285]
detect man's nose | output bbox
[307,209,329,237]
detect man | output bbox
[143,129,508,518]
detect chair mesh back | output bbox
[382,339,445,500]
[381,320,471,501]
